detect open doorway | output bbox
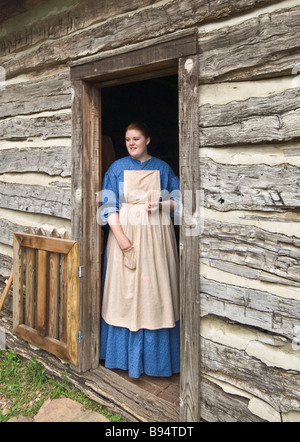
[101,75,179,174]
[71,34,199,419]
[99,74,180,405]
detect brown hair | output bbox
[125,121,150,139]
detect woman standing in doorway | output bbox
[99,122,180,378]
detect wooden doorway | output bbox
[99,73,180,407]
[100,73,180,246]
[70,30,200,422]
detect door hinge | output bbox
[77,331,83,344]
[78,266,84,278]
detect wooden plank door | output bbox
[13,230,81,366]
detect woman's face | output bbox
[125,129,150,162]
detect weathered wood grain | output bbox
[36,249,48,337]
[0,253,12,278]
[25,233,36,329]
[200,376,264,422]
[48,229,59,339]
[14,231,75,254]
[179,55,200,423]
[200,277,300,340]
[0,71,71,119]
[78,81,101,372]
[12,230,81,365]
[12,233,23,332]
[208,259,300,289]
[1,0,288,79]
[0,218,37,247]
[71,80,83,243]
[201,158,300,212]
[201,88,300,129]
[0,112,71,141]
[0,0,282,62]
[200,109,300,147]
[0,218,69,249]
[0,182,71,219]
[201,219,300,284]
[1,0,299,425]
[0,0,162,57]
[200,88,300,146]
[70,31,194,82]
[0,146,71,176]
[201,335,300,414]
[66,241,80,364]
[199,5,300,82]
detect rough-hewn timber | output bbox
[1,0,300,423]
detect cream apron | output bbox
[102,170,180,332]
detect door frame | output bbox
[70,29,200,422]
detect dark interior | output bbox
[101,74,179,176]
[100,73,180,250]
[99,76,180,397]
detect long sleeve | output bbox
[161,163,180,221]
[99,167,120,225]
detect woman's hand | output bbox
[146,201,160,213]
[146,200,178,214]
[118,236,133,251]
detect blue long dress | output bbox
[99,156,180,378]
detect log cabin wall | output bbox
[0,0,300,422]
[198,1,300,422]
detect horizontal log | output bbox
[201,219,300,284]
[1,0,288,79]
[201,88,300,128]
[0,0,162,58]
[201,332,300,414]
[199,144,300,169]
[1,0,203,77]
[85,365,179,422]
[201,158,300,212]
[0,218,33,247]
[70,31,196,82]
[200,375,264,422]
[200,277,300,340]
[208,259,300,289]
[0,112,71,141]
[200,109,300,147]
[200,88,300,146]
[0,0,282,62]
[0,146,72,176]
[199,5,300,82]
[0,182,71,219]
[0,72,71,119]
